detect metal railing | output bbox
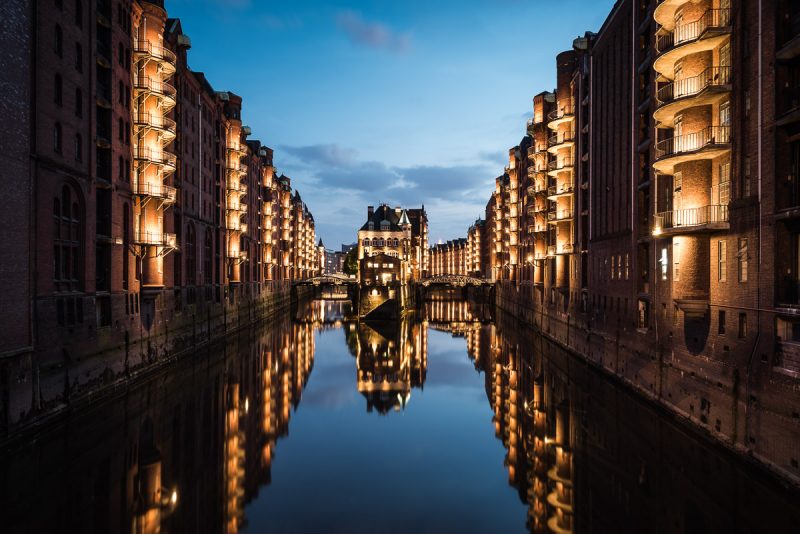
[133,230,177,248]
[548,131,575,146]
[547,209,574,221]
[656,9,731,53]
[133,181,177,202]
[654,126,730,160]
[133,75,176,98]
[133,40,177,65]
[548,157,574,171]
[656,66,731,103]
[548,182,574,197]
[547,105,575,122]
[134,112,176,133]
[134,147,177,169]
[653,204,729,231]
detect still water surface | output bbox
[2,300,798,533]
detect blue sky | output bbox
[167,0,615,248]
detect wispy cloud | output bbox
[335,10,411,53]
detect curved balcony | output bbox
[134,230,177,248]
[228,218,248,233]
[227,145,248,161]
[547,243,573,255]
[654,66,731,125]
[547,209,574,223]
[226,161,248,176]
[547,182,574,200]
[134,147,177,172]
[652,204,729,236]
[653,125,730,174]
[226,181,247,196]
[133,40,176,74]
[133,112,176,142]
[654,9,731,78]
[547,106,575,130]
[133,75,176,106]
[547,131,575,153]
[527,166,547,180]
[134,181,177,204]
[547,157,574,177]
[526,182,547,197]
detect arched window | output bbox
[74,133,82,161]
[55,25,63,57]
[378,239,385,247]
[53,184,83,291]
[186,223,196,285]
[362,239,369,246]
[54,74,62,105]
[54,123,62,153]
[372,239,379,247]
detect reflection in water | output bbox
[1,301,798,533]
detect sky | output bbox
[167,0,616,248]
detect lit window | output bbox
[660,248,668,281]
[673,242,680,281]
[718,240,727,282]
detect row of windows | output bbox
[54,26,83,72]
[362,238,400,247]
[53,75,83,117]
[659,239,748,283]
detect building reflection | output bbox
[2,302,798,533]
[353,320,427,414]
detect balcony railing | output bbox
[548,131,575,147]
[226,200,248,213]
[547,209,574,222]
[548,157,574,171]
[133,75,176,98]
[656,66,731,104]
[547,105,575,123]
[548,183,574,197]
[134,230,177,248]
[133,40,177,65]
[134,147,177,169]
[547,245,557,256]
[656,9,731,53]
[653,204,729,232]
[134,112,176,133]
[134,181,177,203]
[226,181,247,194]
[654,126,730,160]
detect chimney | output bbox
[367,205,374,218]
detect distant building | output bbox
[357,204,428,283]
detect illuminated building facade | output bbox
[0,0,318,430]
[430,238,468,276]
[357,204,428,283]
[440,0,800,481]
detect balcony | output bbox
[134,181,177,204]
[547,209,574,223]
[133,40,176,73]
[227,145,248,160]
[653,126,730,174]
[547,245,557,257]
[226,161,248,175]
[226,200,248,214]
[133,75,176,104]
[134,230,177,248]
[527,166,547,180]
[652,204,729,236]
[547,106,575,130]
[654,66,731,125]
[134,147,177,171]
[547,182,574,200]
[654,9,731,78]
[133,112,177,139]
[547,157,574,176]
[547,131,575,153]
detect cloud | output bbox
[281,143,360,168]
[335,11,411,53]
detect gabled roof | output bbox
[359,204,408,232]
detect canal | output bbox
[2,299,798,533]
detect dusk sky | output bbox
[168,0,616,248]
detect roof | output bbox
[359,204,411,232]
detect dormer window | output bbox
[368,222,374,230]
[381,221,390,231]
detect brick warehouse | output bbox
[0,0,319,432]
[437,0,800,483]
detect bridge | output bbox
[417,275,494,303]
[295,274,358,300]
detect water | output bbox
[1,300,798,533]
